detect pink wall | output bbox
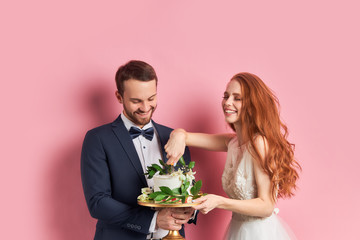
[1,1,359,239]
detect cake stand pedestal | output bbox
[138,201,199,240]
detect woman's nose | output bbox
[225,97,232,106]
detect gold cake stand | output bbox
[138,201,199,240]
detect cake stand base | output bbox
[162,230,185,240]
[138,201,199,240]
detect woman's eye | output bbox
[235,98,242,101]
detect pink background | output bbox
[1,1,359,239]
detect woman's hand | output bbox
[165,129,187,165]
[192,194,224,214]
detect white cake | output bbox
[153,175,182,192]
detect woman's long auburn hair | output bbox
[228,72,301,199]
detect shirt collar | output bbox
[121,112,154,131]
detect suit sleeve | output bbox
[81,130,154,234]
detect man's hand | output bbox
[156,207,195,230]
[171,207,195,223]
[156,208,182,231]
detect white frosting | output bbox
[153,175,182,192]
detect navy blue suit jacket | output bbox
[81,115,193,240]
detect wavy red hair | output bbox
[229,72,301,199]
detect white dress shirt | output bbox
[121,114,168,239]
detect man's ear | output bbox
[115,91,123,103]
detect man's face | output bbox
[116,79,157,128]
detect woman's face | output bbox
[222,79,243,124]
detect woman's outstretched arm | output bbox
[165,128,235,165]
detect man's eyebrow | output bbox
[129,94,157,101]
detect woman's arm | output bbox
[193,136,275,218]
[165,128,235,165]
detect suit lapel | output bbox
[152,121,169,164]
[111,116,147,186]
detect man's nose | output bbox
[140,101,151,112]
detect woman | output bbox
[165,72,301,239]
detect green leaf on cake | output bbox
[191,180,202,196]
[148,170,156,179]
[179,195,186,203]
[149,191,163,199]
[181,183,186,195]
[172,187,181,195]
[159,159,165,166]
[190,186,195,196]
[184,180,190,191]
[188,161,195,169]
[154,194,167,201]
[194,180,202,190]
[160,186,174,196]
[179,156,186,166]
[152,164,163,172]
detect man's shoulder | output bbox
[85,122,114,136]
[152,121,173,134]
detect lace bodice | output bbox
[221,138,295,239]
[222,137,259,221]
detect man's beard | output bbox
[123,105,157,127]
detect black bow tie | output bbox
[129,126,154,141]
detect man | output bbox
[81,60,195,240]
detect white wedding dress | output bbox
[222,137,296,240]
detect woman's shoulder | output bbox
[250,135,269,159]
[254,135,268,147]
[226,135,268,153]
